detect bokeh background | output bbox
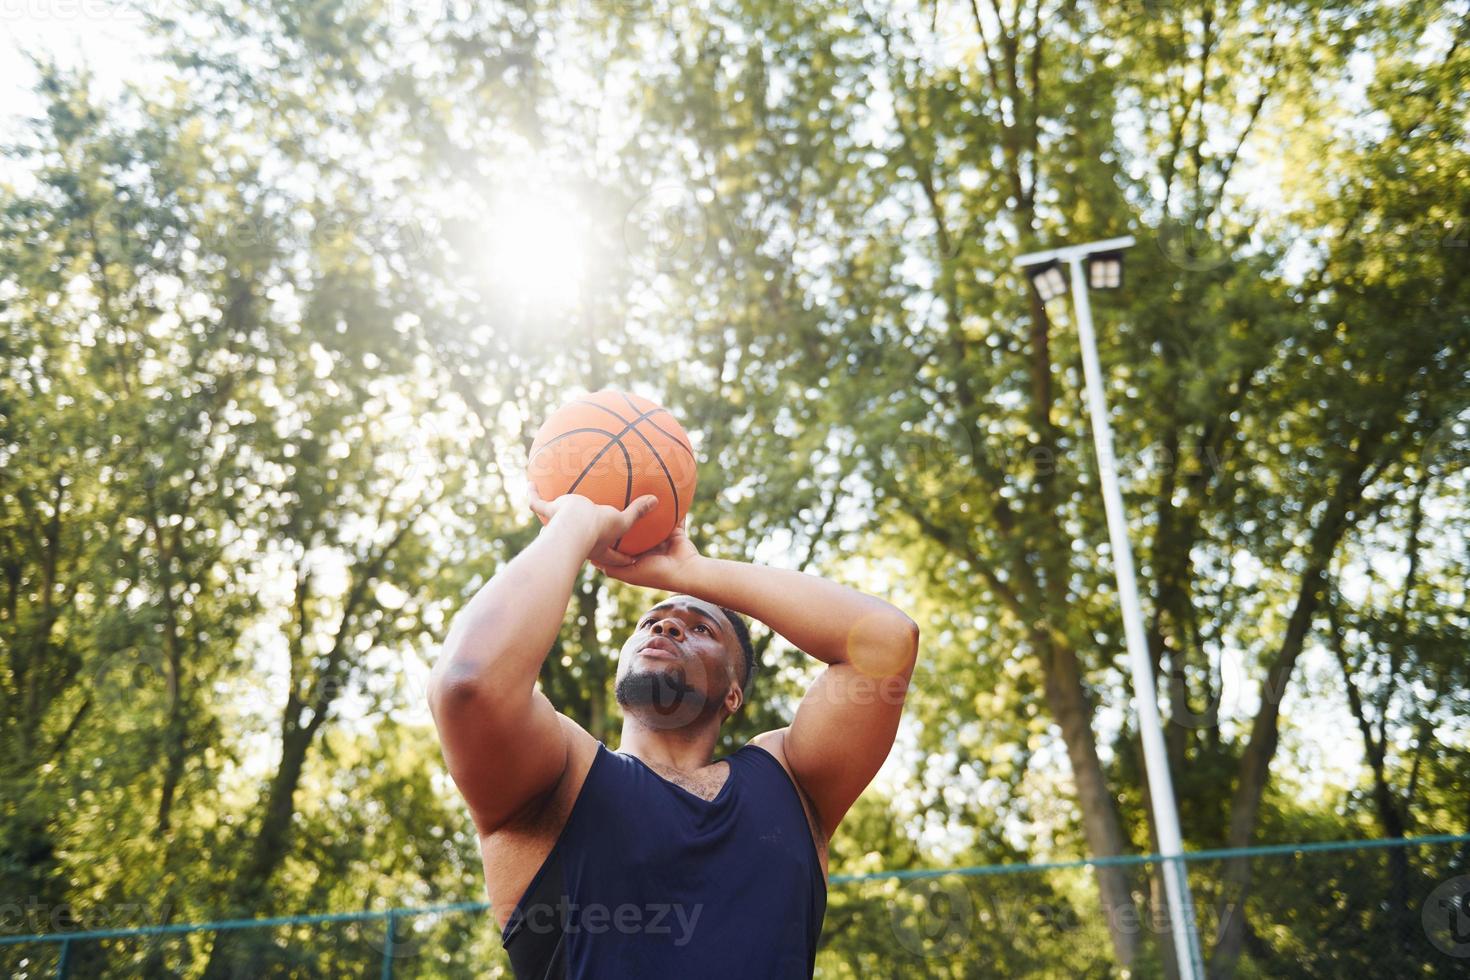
[1,1,1467,977]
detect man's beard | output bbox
[615,667,712,729]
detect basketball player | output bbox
[427,488,919,978]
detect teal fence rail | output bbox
[4,834,1468,978]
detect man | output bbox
[428,487,920,978]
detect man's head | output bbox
[614,595,756,729]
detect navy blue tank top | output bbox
[500,742,827,978]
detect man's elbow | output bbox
[427,659,513,720]
[894,615,920,669]
[428,632,523,712]
[427,650,479,700]
[861,613,919,678]
[427,664,478,723]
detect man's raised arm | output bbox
[427,492,656,835]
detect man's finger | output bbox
[623,495,658,521]
[527,483,553,517]
[642,539,672,558]
[599,547,634,565]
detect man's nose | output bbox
[653,620,682,639]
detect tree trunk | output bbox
[142,476,191,839]
[1040,634,1141,970]
[197,522,410,978]
[156,712,187,838]
[1328,595,1415,952]
[1209,460,1369,978]
[200,706,319,980]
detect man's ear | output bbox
[723,681,744,717]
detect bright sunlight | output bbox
[481,181,592,319]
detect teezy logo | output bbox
[1424,875,1470,958]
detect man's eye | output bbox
[695,625,708,633]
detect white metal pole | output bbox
[1065,255,1206,980]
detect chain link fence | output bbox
[4,835,1467,978]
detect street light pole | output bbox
[1016,236,1206,980]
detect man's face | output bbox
[615,595,742,727]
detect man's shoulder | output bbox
[746,727,790,762]
[744,728,810,806]
[557,712,602,754]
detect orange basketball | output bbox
[527,389,698,555]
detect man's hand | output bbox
[527,485,659,567]
[590,514,701,591]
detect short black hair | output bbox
[717,606,756,699]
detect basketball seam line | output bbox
[571,399,631,425]
[617,392,695,460]
[565,409,669,550]
[568,397,687,459]
[576,399,689,552]
[579,399,682,552]
[617,417,680,542]
[567,433,634,512]
[528,426,622,463]
[640,417,696,459]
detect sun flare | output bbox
[482,184,590,316]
